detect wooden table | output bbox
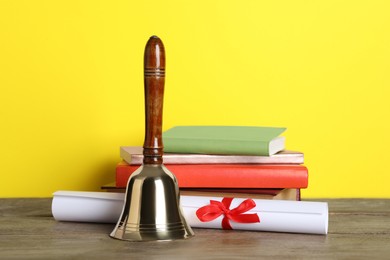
[1,199,389,259]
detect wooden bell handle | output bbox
[143,36,165,165]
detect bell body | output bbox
[110,165,194,241]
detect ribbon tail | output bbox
[222,216,233,230]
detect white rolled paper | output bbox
[52,191,125,223]
[52,191,328,235]
[181,196,328,234]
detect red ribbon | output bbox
[196,197,260,230]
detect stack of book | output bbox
[106,126,308,201]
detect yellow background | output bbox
[1,1,389,198]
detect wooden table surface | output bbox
[1,198,389,259]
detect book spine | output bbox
[163,138,270,156]
[125,154,304,165]
[120,147,304,165]
[101,184,300,200]
[180,188,300,201]
[116,164,308,189]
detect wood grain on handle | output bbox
[143,36,165,165]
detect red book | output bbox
[116,162,308,189]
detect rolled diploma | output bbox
[52,191,328,235]
[52,191,125,224]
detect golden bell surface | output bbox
[110,165,194,241]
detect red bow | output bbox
[196,197,260,230]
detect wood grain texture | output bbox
[1,199,390,259]
[143,36,165,165]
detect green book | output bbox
[162,126,286,156]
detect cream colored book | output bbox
[120,146,304,165]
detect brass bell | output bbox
[110,36,194,241]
